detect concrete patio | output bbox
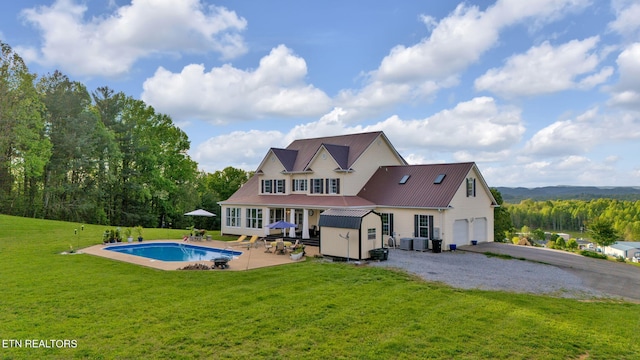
[81,239,319,271]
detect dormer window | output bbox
[466,178,476,197]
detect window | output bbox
[399,175,410,184]
[226,207,241,227]
[434,174,446,184]
[293,179,307,192]
[466,178,476,197]
[311,178,323,194]
[381,213,394,236]
[414,214,433,238]
[261,179,273,194]
[368,228,376,240]
[327,178,340,194]
[246,208,263,229]
[270,208,284,223]
[275,179,285,194]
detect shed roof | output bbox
[319,209,377,229]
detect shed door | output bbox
[473,217,487,242]
[453,220,468,245]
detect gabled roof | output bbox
[322,144,349,170]
[358,162,496,208]
[255,131,406,174]
[271,148,298,172]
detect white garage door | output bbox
[473,217,487,242]
[453,219,468,245]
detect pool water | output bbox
[104,242,242,262]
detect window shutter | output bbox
[325,179,329,194]
[466,178,469,197]
[473,178,476,197]
[320,179,324,194]
[414,214,419,237]
[336,178,340,194]
[389,213,394,236]
[429,215,434,239]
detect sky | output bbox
[1,0,640,188]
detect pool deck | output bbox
[82,239,320,271]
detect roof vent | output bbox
[399,175,410,184]
[434,174,446,184]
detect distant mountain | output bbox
[496,186,640,203]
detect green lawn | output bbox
[1,215,638,359]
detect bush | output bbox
[580,250,607,259]
[616,255,626,263]
[566,238,579,250]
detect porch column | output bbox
[263,207,270,236]
[302,209,310,239]
[288,208,296,237]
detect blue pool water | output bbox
[104,242,242,262]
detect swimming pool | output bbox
[104,242,242,262]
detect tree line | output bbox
[1,41,250,229]
[505,198,640,241]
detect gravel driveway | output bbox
[369,248,607,299]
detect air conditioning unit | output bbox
[433,227,441,240]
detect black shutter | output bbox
[310,179,316,194]
[389,213,394,236]
[320,179,324,194]
[336,178,340,194]
[282,179,286,193]
[429,215,434,239]
[466,178,469,197]
[414,214,419,237]
[473,178,476,197]
[325,179,329,194]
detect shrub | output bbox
[580,250,607,259]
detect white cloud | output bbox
[475,37,611,97]
[18,0,247,77]
[193,129,285,172]
[369,97,525,152]
[608,0,640,38]
[524,107,640,157]
[608,42,640,109]
[141,45,332,123]
[193,97,524,172]
[334,0,590,121]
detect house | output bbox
[603,241,640,260]
[219,131,497,259]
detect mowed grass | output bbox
[1,215,639,359]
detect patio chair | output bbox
[287,239,300,252]
[275,240,286,255]
[230,235,247,243]
[263,239,273,253]
[243,235,260,249]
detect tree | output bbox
[491,188,513,242]
[588,218,619,252]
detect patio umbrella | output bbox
[184,209,216,217]
[268,220,297,229]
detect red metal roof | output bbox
[221,175,375,208]
[357,163,476,208]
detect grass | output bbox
[1,215,639,359]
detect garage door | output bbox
[453,219,468,245]
[473,217,487,242]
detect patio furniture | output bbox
[211,256,231,269]
[263,239,273,253]
[230,235,247,243]
[275,240,286,255]
[287,239,300,252]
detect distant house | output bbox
[219,131,497,260]
[604,242,640,260]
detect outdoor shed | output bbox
[319,209,382,260]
